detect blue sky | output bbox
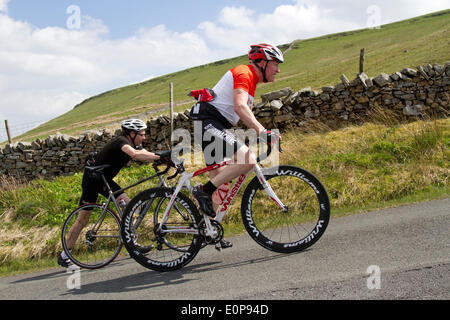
[0,0,449,140]
[8,1,282,38]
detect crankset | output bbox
[198,219,224,245]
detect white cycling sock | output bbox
[61,251,69,260]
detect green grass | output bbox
[1,118,448,277]
[12,9,450,142]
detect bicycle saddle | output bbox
[85,164,111,173]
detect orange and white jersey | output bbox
[210,65,259,125]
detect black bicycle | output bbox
[61,162,173,269]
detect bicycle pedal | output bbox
[215,239,232,252]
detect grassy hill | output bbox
[15,9,450,142]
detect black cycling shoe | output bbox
[200,239,233,251]
[193,186,216,218]
[215,239,233,251]
[57,253,73,268]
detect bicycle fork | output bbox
[156,173,197,233]
[253,165,289,212]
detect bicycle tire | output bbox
[61,204,122,269]
[121,188,202,272]
[241,165,330,253]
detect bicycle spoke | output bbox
[121,188,202,272]
[242,166,330,253]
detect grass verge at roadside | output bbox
[0,119,448,277]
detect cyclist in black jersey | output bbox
[58,119,160,267]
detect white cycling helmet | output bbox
[249,43,284,83]
[249,43,284,63]
[121,119,147,132]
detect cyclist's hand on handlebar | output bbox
[154,156,171,167]
[261,129,282,148]
[253,129,282,162]
[163,157,176,168]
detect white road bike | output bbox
[120,140,330,272]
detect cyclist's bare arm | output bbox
[234,88,282,144]
[233,89,265,134]
[121,145,160,163]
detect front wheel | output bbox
[121,188,202,272]
[241,166,330,253]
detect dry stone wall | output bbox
[253,63,449,131]
[1,63,449,182]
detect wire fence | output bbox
[1,120,45,144]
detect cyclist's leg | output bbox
[62,204,122,269]
[200,118,254,193]
[65,208,92,250]
[117,193,130,204]
[104,179,130,205]
[210,145,256,188]
[65,175,99,250]
[197,121,256,249]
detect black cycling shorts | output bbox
[79,170,123,206]
[191,102,244,166]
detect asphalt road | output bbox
[0,198,448,301]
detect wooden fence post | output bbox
[360,48,365,74]
[4,120,12,144]
[170,82,174,147]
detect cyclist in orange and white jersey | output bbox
[209,64,260,126]
[190,44,284,249]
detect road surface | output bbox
[0,198,448,301]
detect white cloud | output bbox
[290,0,450,27]
[0,13,215,129]
[198,0,450,50]
[4,90,87,120]
[0,0,449,135]
[0,0,10,13]
[218,6,255,28]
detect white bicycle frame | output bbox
[156,160,288,239]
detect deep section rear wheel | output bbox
[241,165,330,253]
[61,204,122,269]
[121,188,202,272]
